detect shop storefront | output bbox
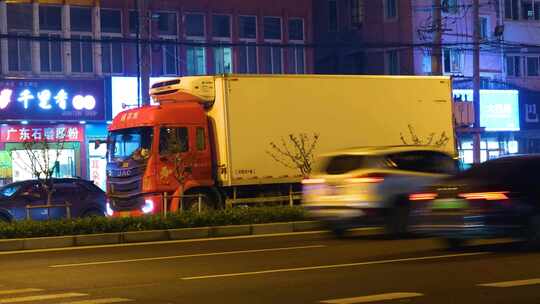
[0,78,108,188]
[453,89,520,165]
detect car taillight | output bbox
[458,191,509,201]
[301,178,326,185]
[345,173,385,184]
[409,193,438,201]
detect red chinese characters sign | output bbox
[0,125,84,142]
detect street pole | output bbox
[137,0,151,106]
[134,0,141,107]
[431,0,442,75]
[472,0,481,163]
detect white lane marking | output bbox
[0,292,87,303]
[478,278,540,288]
[0,228,357,256]
[50,245,326,268]
[59,298,134,304]
[0,289,43,295]
[181,252,489,280]
[320,292,424,304]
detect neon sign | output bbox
[1,125,84,142]
[0,79,104,121]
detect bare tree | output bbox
[400,124,450,148]
[266,133,320,178]
[15,137,67,206]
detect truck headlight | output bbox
[142,199,154,214]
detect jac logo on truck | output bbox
[108,169,132,177]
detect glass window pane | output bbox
[213,15,231,38]
[101,9,122,33]
[238,46,247,73]
[101,42,111,73]
[296,47,305,73]
[39,6,62,31]
[7,4,32,30]
[82,37,93,73]
[187,46,206,75]
[156,12,177,35]
[264,17,281,40]
[214,47,232,74]
[164,44,177,75]
[262,46,272,73]
[272,47,282,73]
[71,36,82,73]
[51,36,62,72]
[129,11,138,34]
[70,7,92,32]
[112,43,123,73]
[40,37,50,72]
[196,127,206,151]
[328,0,337,32]
[20,39,32,71]
[185,14,205,37]
[239,16,256,39]
[288,19,304,41]
[248,45,257,73]
[8,38,20,71]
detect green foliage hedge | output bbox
[0,206,307,239]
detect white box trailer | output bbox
[204,75,456,187]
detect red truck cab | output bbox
[106,93,214,216]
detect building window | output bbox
[384,0,398,20]
[7,3,32,72]
[506,55,521,77]
[351,0,365,28]
[40,34,62,73]
[442,0,459,14]
[328,0,338,32]
[264,17,282,40]
[238,44,257,73]
[213,15,231,39]
[185,13,205,37]
[443,48,463,73]
[480,16,489,39]
[155,12,178,36]
[71,35,93,73]
[39,5,62,73]
[186,46,206,75]
[385,50,399,75]
[505,0,519,20]
[161,40,178,75]
[288,46,305,74]
[213,47,232,74]
[422,53,432,74]
[101,9,122,33]
[239,16,257,39]
[262,46,282,74]
[527,57,539,76]
[101,37,123,74]
[70,7,92,32]
[288,19,304,41]
[521,0,540,20]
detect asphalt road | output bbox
[0,230,539,304]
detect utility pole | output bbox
[472,0,482,163]
[431,0,442,75]
[137,0,151,106]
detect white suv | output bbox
[302,146,458,236]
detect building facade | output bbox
[0,0,313,187]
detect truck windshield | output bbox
[108,127,153,162]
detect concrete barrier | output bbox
[252,222,294,235]
[293,221,324,232]
[0,239,24,251]
[168,227,210,240]
[24,236,75,250]
[75,233,122,246]
[122,230,169,243]
[210,225,252,237]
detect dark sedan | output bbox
[0,178,106,222]
[410,155,540,248]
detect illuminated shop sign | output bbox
[110,76,175,118]
[453,89,520,131]
[0,79,104,121]
[0,125,84,142]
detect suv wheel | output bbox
[526,214,540,248]
[384,199,410,238]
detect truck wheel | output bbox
[183,190,216,212]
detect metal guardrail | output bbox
[25,201,72,220]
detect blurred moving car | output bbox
[0,178,106,222]
[411,155,540,248]
[302,146,458,236]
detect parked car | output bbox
[410,155,540,248]
[0,178,106,222]
[302,146,459,236]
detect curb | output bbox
[0,221,326,252]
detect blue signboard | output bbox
[453,89,520,131]
[0,79,105,121]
